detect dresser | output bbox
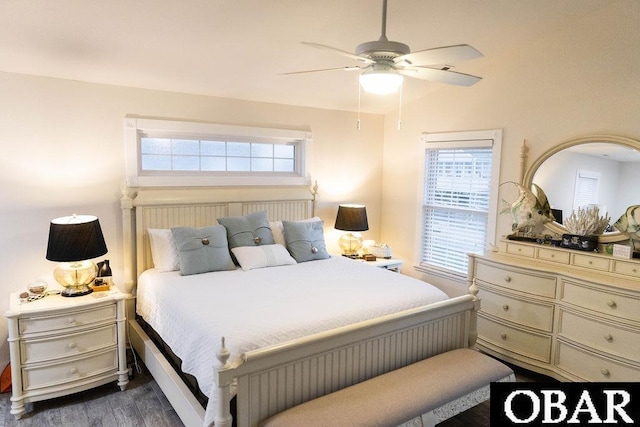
[5,289,129,419]
[468,240,640,382]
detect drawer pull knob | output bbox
[606,300,617,308]
[67,342,77,349]
[500,333,507,340]
[69,367,78,375]
[67,318,76,324]
[604,334,613,342]
[589,261,593,265]
[550,254,555,258]
[601,368,610,377]
[502,304,509,311]
[504,276,512,283]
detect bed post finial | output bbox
[311,180,319,217]
[217,337,231,368]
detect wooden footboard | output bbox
[214,294,477,427]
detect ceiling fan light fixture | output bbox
[359,70,403,95]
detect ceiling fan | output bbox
[283,0,483,94]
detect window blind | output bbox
[421,147,493,273]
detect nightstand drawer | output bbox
[20,324,117,364]
[477,315,551,363]
[478,286,554,332]
[22,349,118,391]
[556,341,640,382]
[475,261,557,298]
[19,304,116,335]
[561,281,640,322]
[558,309,640,362]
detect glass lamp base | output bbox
[53,261,97,297]
[339,232,363,256]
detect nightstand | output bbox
[5,288,129,419]
[361,258,404,272]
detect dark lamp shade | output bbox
[335,204,369,232]
[46,215,108,262]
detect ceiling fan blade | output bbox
[279,66,364,75]
[301,42,376,65]
[395,44,483,67]
[398,67,482,86]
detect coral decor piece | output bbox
[564,206,610,236]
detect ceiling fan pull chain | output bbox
[397,80,403,131]
[357,79,362,130]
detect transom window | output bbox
[140,137,296,173]
[125,117,311,187]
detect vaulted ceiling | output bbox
[0,0,631,113]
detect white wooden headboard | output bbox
[120,185,317,293]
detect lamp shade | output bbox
[335,204,369,232]
[46,215,108,262]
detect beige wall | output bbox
[379,3,640,295]
[0,72,384,367]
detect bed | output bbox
[121,185,479,427]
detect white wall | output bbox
[0,72,384,368]
[379,2,640,296]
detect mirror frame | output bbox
[521,134,640,243]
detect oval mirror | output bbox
[522,135,640,243]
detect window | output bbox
[125,117,311,187]
[418,130,502,277]
[573,169,600,211]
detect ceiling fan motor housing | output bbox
[355,39,410,61]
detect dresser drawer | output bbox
[555,341,640,382]
[20,324,117,364]
[558,309,640,362]
[22,349,118,391]
[613,260,640,278]
[478,286,554,332]
[19,304,116,336]
[475,261,557,298]
[477,315,551,363]
[561,281,640,322]
[571,253,610,271]
[537,248,570,264]
[505,243,535,258]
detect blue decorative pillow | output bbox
[282,220,330,262]
[171,226,235,275]
[217,211,275,261]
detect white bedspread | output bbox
[136,256,448,424]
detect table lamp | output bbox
[335,204,369,257]
[46,214,108,297]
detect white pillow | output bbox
[231,244,297,271]
[147,228,180,272]
[269,217,321,247]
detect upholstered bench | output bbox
[260,348,514,427]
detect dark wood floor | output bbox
[0,359,549,426]
[0,364,182,427]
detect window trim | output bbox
[124,117,312,187]
[415,129,502,279]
